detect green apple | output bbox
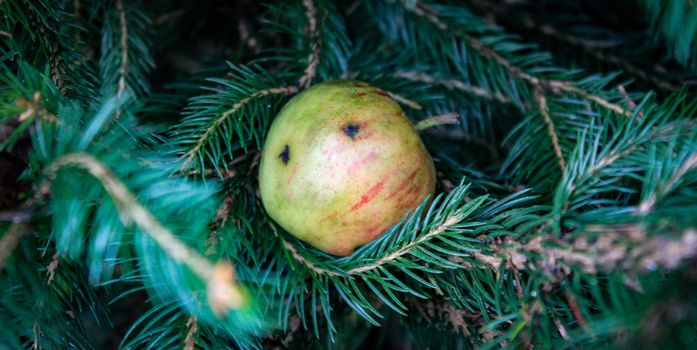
[258,80,436,256]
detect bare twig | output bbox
[0,221,30,272]
[183,316,198,350]
[116,0,128,100]
[298,0,320,88]
[414,112,460,131]
[395,71,514,105]
[0,31,11,38]
[565,291,590,333]
[387,91,423,110]
[46,253,60,285]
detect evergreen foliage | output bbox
[1,0,697,348]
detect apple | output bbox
[258,80,436,256]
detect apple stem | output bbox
[414,113,460,131]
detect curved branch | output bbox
[46,153,247,314]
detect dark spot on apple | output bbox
[342,123,360,139]
[279,145,290,165]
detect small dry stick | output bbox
[183,316,198,350]
[46,253,60,285]
[414,113,460,131]
[298,0,320,88]
[0,221,30,272]
[395,72,514,105]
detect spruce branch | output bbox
[46,152,248,314]
[99,0,154,100]
[181,86,298,171]
[466,0,678,92]
[403,1,633,117]
[346,214,463,275]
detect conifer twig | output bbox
[636,150,697,215]
[466,0,678,92]
[181,86,298,170]
[47,153,248,314]
[405,1,633,117]
[347,214,462,275]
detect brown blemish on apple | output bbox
[342,123,360,139]
[286,165,299,183]
[278,145,290,165]
[319,212,338,223]
[341,121,373,141]
[350,180,386,211]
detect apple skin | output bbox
[258,80,436,256]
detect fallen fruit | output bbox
[259,80,436,256]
